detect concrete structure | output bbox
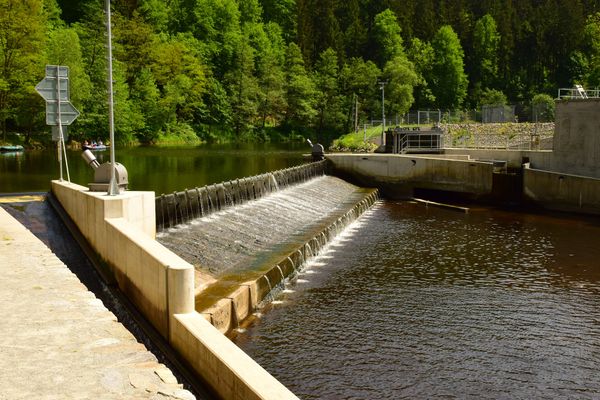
[0,205,193,399]
[327,153,495,198]
[195,190,379,334]
[523,165,600,215]
[51,181,298,400]
[330,99,600,214]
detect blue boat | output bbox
[83,144,108,151]
[0,145,24,152]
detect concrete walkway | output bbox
[0,206,195,400]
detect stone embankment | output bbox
[442,122,555,150]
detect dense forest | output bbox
[1,0,600,145]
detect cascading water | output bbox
[157,166,378,332]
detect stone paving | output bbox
[0,204,195,400]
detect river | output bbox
[0,143,306,194]
[3,145,600,399]
[233,201,600,399]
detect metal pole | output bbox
[106,0,119,195]
[56,66,63,182]
[379,81,387,145]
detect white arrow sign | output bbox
[35,66,70,101]
[35,65,79,126]
[45,102,80,126]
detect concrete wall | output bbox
[327,153,494,198]
[523,165,600,215]
[549,99,600,178]
[51,181,298,400]
[443,148,554,170]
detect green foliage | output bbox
[532,93,555,122]
[373,9,404,67]
[472,14,500,94]
[283,43,317,128]
[0,0,47,142]
[314,48,344,137]
[3,0,600,146]
[430,25,468,109]
[478,88,507,107]
[383,55,418,116]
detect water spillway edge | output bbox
[195,188,379,334]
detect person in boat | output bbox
[98,139,103,146]
[83,140,89,147]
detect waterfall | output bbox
[155,160,327,231]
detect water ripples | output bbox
[235,201,600,399]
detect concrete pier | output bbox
[0,205,194,399]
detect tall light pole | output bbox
[378,80,387,146]
[106,0,119,195]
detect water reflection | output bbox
[0,143,306,194]
[235,201,600,399]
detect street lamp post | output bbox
[378,80,387,146]
[106,0,119,195]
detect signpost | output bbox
[35,65,80,182]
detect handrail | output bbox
[557,87,600,99]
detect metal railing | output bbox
[557,86,600,99]
[389,130,443,154]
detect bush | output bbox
[531,93,555,122]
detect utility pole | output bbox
[378,80,387,146]
[106,0,119,195]
[354,94,359,133]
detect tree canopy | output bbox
[2,0,600,144]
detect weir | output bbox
[156,160,327,231]
[157,164,378,333]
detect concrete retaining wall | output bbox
[156,161,327,231]
[51,181,298,400]
[523,165,600,215]
[443,148,554,170]
[327,153,494,198]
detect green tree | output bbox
[338,57,380,132]
[254,23,287,128]
[45,27,93,141]
[313,48,344,137]
[0,0,47,141]
[373,9,404,67]
[478,88,507,107]
[259,0,296,41]
[408,37,435,108]
[382,55,418,118]
[430,25,468,109]
[532,93,555,122]
[472,14,500,93]
[225,34,260,136]
[283,42,317,129]
[583,12,600,87]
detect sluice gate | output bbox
[156,162,378,334]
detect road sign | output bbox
[35,66,70,102]
[51,126,68,142]
[45,102,80,126]
[35,65,80,126]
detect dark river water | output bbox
[234,201,600,400]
